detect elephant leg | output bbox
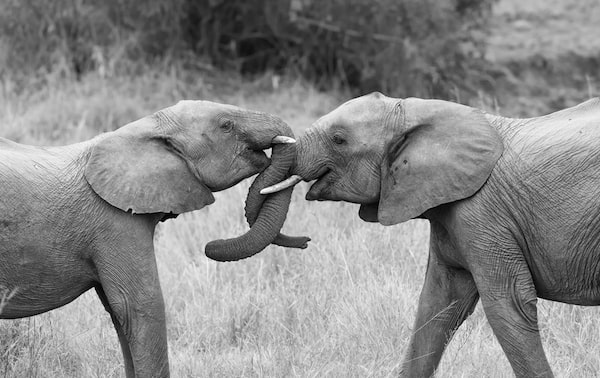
[94,242,169,378]
[95,285,135,377]
[400,239,479,377]
[473,245,553,378]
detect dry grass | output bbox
[1,67,600,378]
[489,0,600,62]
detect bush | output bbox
[0,0,497,98]
[280,0,497,98]
[0,0,184,84]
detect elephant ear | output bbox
[377,99,503,225]
[84,117,214,214]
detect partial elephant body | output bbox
[476,100,600,304]
[0,100,305,378]
[0,139,168,376]
[0,139,102,317]
[272,93,600,377]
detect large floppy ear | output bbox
[377,98,503,225]
[84,116,215,214]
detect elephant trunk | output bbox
[291,129,325,179]
[205,122,309,262]
[259,129,323,195]
[243,144,310,249]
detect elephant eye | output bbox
[332,134,346,145]
[220,120,234,133]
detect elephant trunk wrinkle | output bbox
[244,136,311,250]
[291,132,316,179]
[244,117,291,151]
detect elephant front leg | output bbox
[95,285,135,377]
[95,247,169,378]
[400,251,479,377]
[473,246,553,378]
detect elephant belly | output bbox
[529,247,600,306]
[0,280,94,319]
[0,245,96,319]
[512,172,600,305]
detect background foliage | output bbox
[0,0,496,98]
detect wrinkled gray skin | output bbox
[0,100,297,378]
[289,92,600,377]
[205,141,310,261]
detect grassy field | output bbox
[489,0,600,61]
[1,68,600,378]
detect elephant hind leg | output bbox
[473,243,553,378]
[95,285,135,378]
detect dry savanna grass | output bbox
[1,68,600,378]
[489,0,600,61]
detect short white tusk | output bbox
[260,175,302,194]
[272,135,296,144]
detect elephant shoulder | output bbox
[0,137,27,150]
[0,138,52,155]
[537,97,600,127]
[0,138,85,177]
[569,97,600,115]
[0,138,39,164]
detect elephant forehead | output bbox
[317,97,390,132]
[170,100,259,123]
[176,100,240,112]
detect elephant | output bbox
[262,92,600,377]
[0,100,308,378]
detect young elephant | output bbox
[263,92,600,377]
[0,100,302,378]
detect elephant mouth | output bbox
[306,167,333,201]
[243,148,270,171]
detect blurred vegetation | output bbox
[0,0,598,114]
[0,0,498,99]
[0,0,185,82]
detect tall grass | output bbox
[1,68,600,377]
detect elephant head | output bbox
[262,92,504,224]
[84,100,303,259]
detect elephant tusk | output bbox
[271,136,296,144]
[260,175,302,194]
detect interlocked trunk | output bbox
[205,137,308,262]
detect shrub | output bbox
[280,0,497,98]
[0,0,184,84]
[0,0,497,98]
[180,0,497,98]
